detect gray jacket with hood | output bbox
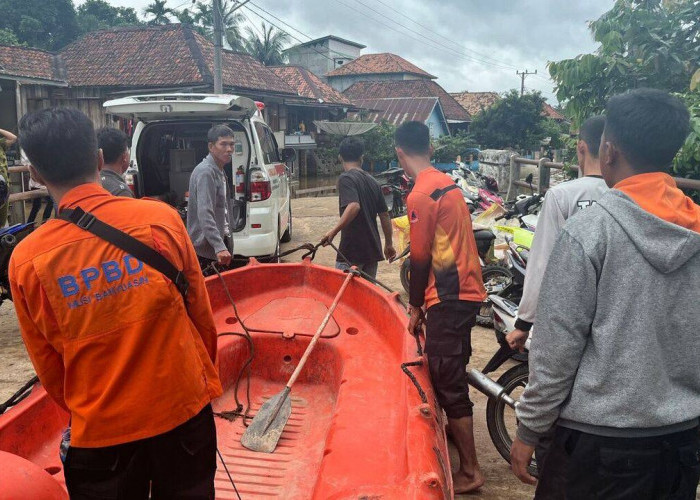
[517,189,700,445]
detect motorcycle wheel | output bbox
[485,363,538,478]
[400,258,410,293]
[478,265,514,326]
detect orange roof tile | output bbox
[270,66,353,106]
[326,53,436,78]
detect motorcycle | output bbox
[393,225,513,326]
[0,223,36,306]
[466,294,537,476]
[374,167,412,218]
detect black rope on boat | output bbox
[401,361,429,405]
[217,447,242,500]
[0,375,39,414]
[209,264,256,426]
[221,242,321,266]
[326,241,405,307]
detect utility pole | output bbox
[213,0,251,94]
[516,69,537,96]
[213,0,223,93]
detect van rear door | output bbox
[103,94,258,121]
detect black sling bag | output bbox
[57,206,189,300]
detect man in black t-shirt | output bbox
[321,137,396,279]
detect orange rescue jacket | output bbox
[9,183,222,448]
[407,167,486,309]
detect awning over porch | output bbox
[313,121,377,136]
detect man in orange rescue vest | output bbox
[397,121,487,494]
[11,108,223,499]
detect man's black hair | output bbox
[97,127,129,164]
[207,124,235,143]
[578,115,605,159]
[18,107,97,186]
[338,136,364,162]
[394,121,430,156]
[604,88,690,172]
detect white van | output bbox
[103,93,294,258]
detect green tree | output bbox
[433,132,478,163]
[77,0,141,33]
[548,0,699,126]
[673,89,700,201]
[185,1,245,51]
[469,90,549,150]
[0,28,23,46]
[0,0,80,50]
[143,0,174,25]
[362,121,397,170]
[244,22,289,66]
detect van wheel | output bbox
[281,204,292,243]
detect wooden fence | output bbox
[506,155,700,200]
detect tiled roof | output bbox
[59,24,295,95]
[351,97,441,125]
[61,25,203,87]
[450,91,500,116]
[542,102,567,121]
[326,53,436,79]
[192,33,294,95]
[0,45,64,83]
[344,80,470,121]
[270,66,353,106]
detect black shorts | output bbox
[425,300,480,419]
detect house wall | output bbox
[287,39,363,81]
[0,79,18,130]
[426,107,449,139]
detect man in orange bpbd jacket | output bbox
[10,108,223,499]
[396,122,487,494]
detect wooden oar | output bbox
[241,269,356,453]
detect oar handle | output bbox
[286,270,355,389]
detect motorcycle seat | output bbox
[473,229,496,242]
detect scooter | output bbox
[393,227,513,326]
[375,167,411,217]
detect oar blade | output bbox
[241,389,292,453]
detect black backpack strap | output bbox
[57,207,189,299]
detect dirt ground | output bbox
[0,195,533,498]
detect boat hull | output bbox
[0,260,452,499]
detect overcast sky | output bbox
[76,0,613,103]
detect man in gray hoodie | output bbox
[511,88,700,499]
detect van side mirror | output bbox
[281,147,296,162]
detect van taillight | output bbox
[124,172,135,194]
[248,169,271,202]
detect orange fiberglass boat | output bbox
[0,259,452,499]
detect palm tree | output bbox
[143,0,174,25]
[244,22,289,66]
[191,0,246,52]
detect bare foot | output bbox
[453,469,485,495]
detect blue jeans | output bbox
[335,260,378,280]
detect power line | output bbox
[247,1,362,62]
[244,2,378,75]
[346,0,516,72]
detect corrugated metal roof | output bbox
[352,97,439,125]
[345,80,470,122]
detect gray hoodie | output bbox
[517,190,700,445]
